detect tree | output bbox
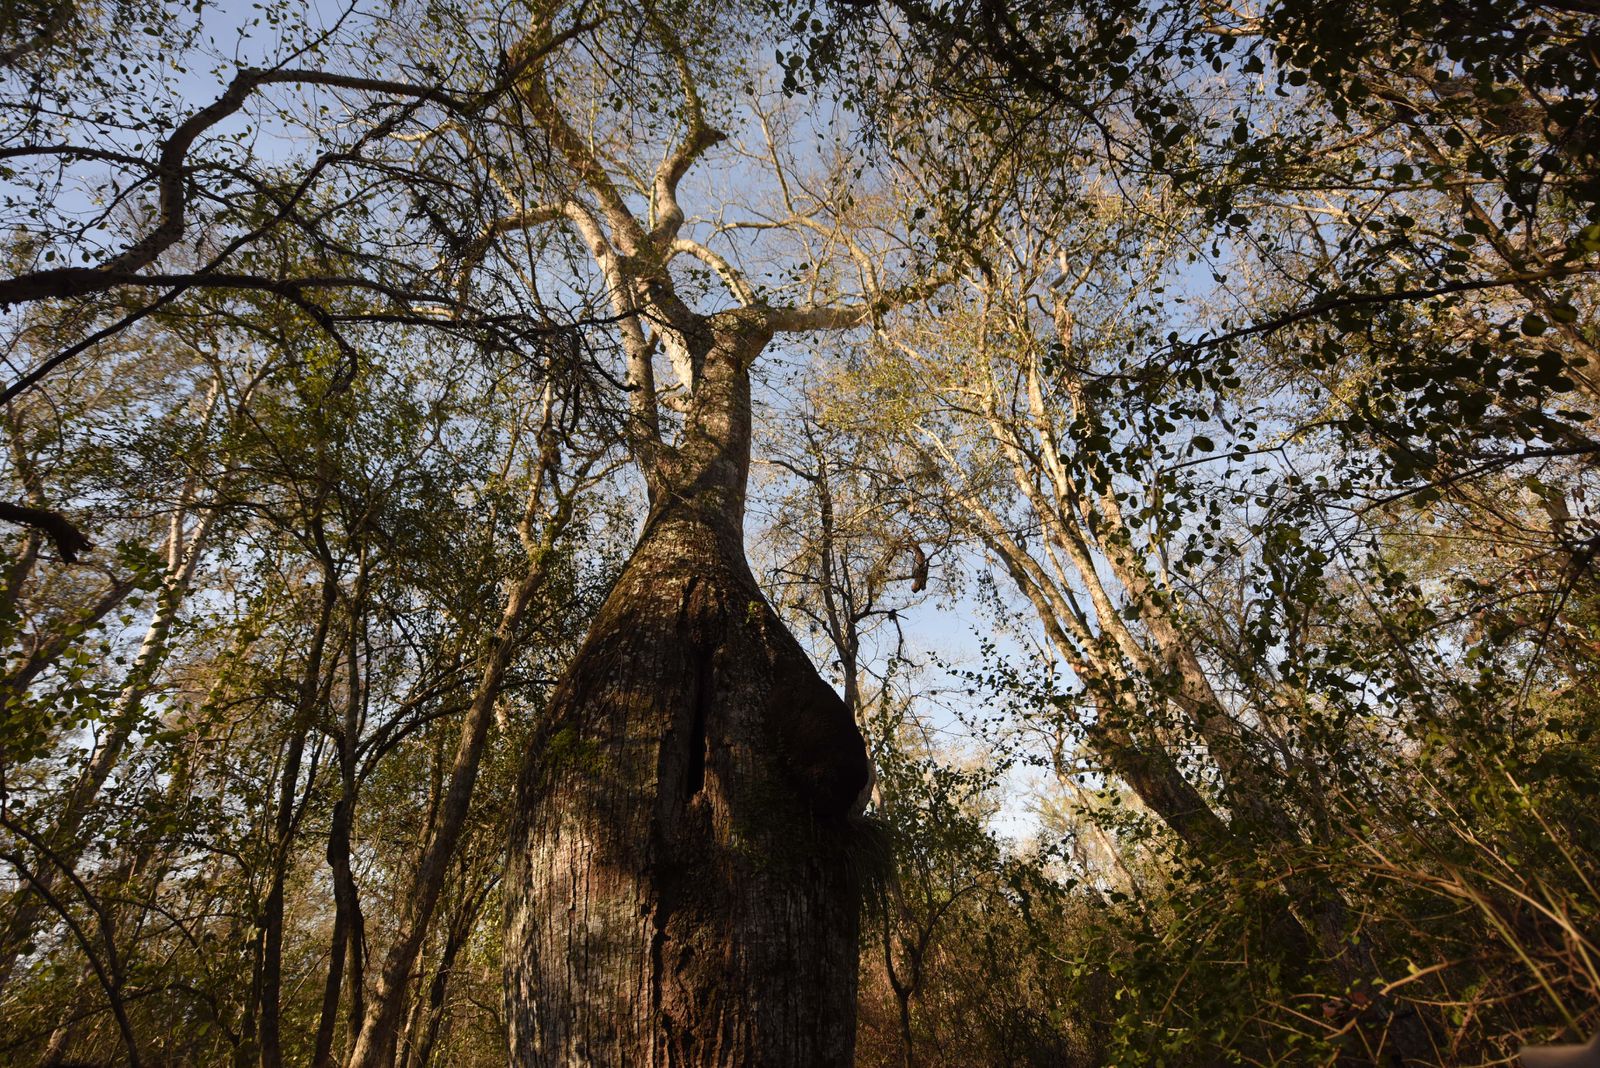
[0,0,582,420]
[7,1,1600,1064]
[434,4,938,1060]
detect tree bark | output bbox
[311,715,365,1068]
[505,315,871,1066]
[406,878,489,1068]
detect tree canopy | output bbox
[3,1,1599,1065]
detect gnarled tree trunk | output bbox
[506,316,871,1066]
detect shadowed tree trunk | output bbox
[480,12,919,1057]
[506,311,872,1066]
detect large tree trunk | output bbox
[505,317,871,1066]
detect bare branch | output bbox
[764,274,950,334]
[0,501,91,562]
[507,25,647,255]
[670,238,756,306]
[642,4,725,246]
[0,68,468,310]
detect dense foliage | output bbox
[3,0,1598,1065]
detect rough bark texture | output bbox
[506,320,871,1067]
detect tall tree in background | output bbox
[807,0,1600,1061]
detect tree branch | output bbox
[764,273,950,333]
[0,68,469,310]
[0,501,90,562]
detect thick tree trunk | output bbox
[505,318,871,1066]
